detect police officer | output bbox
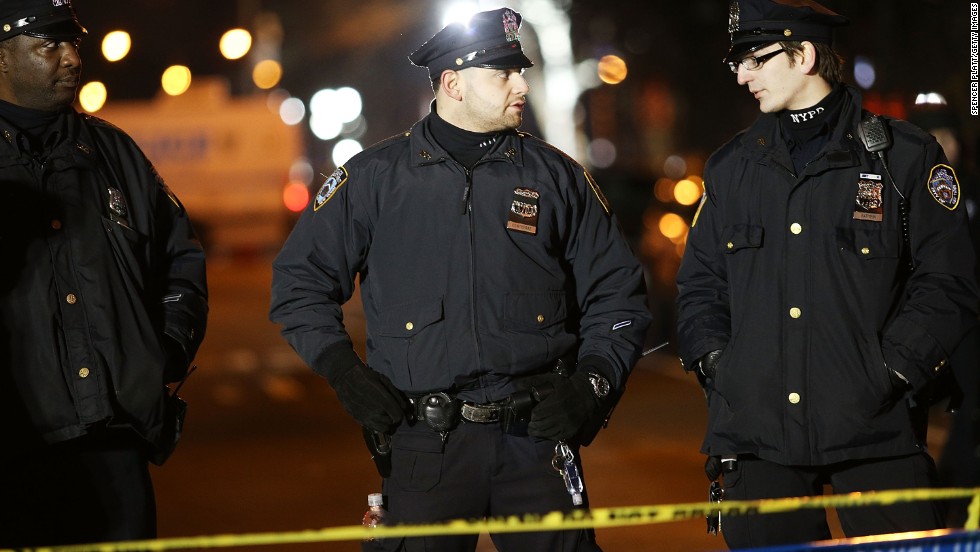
[0,0,208,546]
[676,0,979,548]
[270,7,650,551]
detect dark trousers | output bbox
[365,420,601,552]
[719,453,944,550]
[0,430,156,548]
[938,323,980,526]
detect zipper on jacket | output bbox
[460,168,472,214]
[463,163,488,398]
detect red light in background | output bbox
[283,181,310,212]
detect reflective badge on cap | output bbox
[502,9,519,41]
[506,187,539,235]
[927,164,960,210]
[314,167,348,211]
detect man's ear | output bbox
[440,69,463,101]
[798,41,818,75]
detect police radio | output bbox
[858,113,914,271]
[857,114,892,154]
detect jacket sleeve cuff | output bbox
[577,355,620,390]
[313,340,367,385]
[163,292,208,361]
[882,318,948,392]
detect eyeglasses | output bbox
[727,48,787,74]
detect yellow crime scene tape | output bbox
[9,487,979,551]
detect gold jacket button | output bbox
[405,322,414,331]
[536,315,545,323]
[66,293,78,304]
[789,307,802,319]
[788,392,801,404]
[727,242,734,249]
[790,223,802,234]
[861,247,871,255]
[78,367,90,378]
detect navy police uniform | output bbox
[0,0,208,546]
[270,8,650,552]
[676,0,979,547]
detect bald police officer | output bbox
[271,7,650,552]
[676,0,979,547]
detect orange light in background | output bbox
[219,28,252,60]
[79,81,107,113]
[101,31,131,62]
[654,177,675,203]
[658,212,688,241]
[283,181,310,212]
[252,59,282,89]
[161,65,192,96]
[597,55,627,85]
[674,178,703,205]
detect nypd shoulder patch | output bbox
[926,164,960,211]
[314,167,349,211]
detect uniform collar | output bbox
[409,110,524,168]
[0,109,99,170]
[738,85,864,174]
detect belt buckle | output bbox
[460,402,502,423]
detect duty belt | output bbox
[409,392,506,426]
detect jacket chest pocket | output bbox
[722,224,764,254]
[504,291,568,330]
[377,296,447,384]
[836,228,901,260]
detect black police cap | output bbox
[409,7,533,76]
[725,0,847,62]
[0,0,86,42]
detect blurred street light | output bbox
[79,81,107,113]
[161,65,192,96]
[101,31,131,62]
[220,28,252,60]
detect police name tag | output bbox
[853,173,883,222]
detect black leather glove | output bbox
[524,371,602,442]
[330,364,409,434]
[699,349,724,380]
[162,335,190,383]
[704,455,722,481]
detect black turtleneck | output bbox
[428,107,501,170]
[0,100,66,154]
[778,84,846,174]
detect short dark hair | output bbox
[780,41,845,84]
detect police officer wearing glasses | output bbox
[677,0,979,548]
[0,0,208,546]
[271,7,650,551]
